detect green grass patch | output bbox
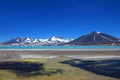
[0,58,119,80]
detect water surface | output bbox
[0,46,120,50]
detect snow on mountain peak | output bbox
[39,39,49,42]
[96,31,100,33]
[32,39,39,43]
[1,36,73,45]
[92,31,101,34]
[24,37,31,41]
[48,36,72,43]
[15,37,22,42]
[49,36,61,41]
[51,36,56,38]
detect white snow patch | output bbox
[101,35,113,41]
[96,31,100,33]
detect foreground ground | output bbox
[0,50,120,80]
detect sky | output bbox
[0,0,120,42]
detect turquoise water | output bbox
[0,46,120,49]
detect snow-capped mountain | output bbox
[1,31,120,46]
[48,36,72,43]
[34,36,72,45]
[1,36,73,46]
[66,31,120,45]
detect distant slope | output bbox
[66,31,120,45]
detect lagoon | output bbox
[0,46,120,50]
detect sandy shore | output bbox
[0,49,120,61]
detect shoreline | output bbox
[0,49,120,51]
[0,49,120,61]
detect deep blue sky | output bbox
[0,0,120,42]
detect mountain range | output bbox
[1,31,120,46]
[1,36,73,46]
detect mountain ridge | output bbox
[1,31,120,46]
[1,36,73,46]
